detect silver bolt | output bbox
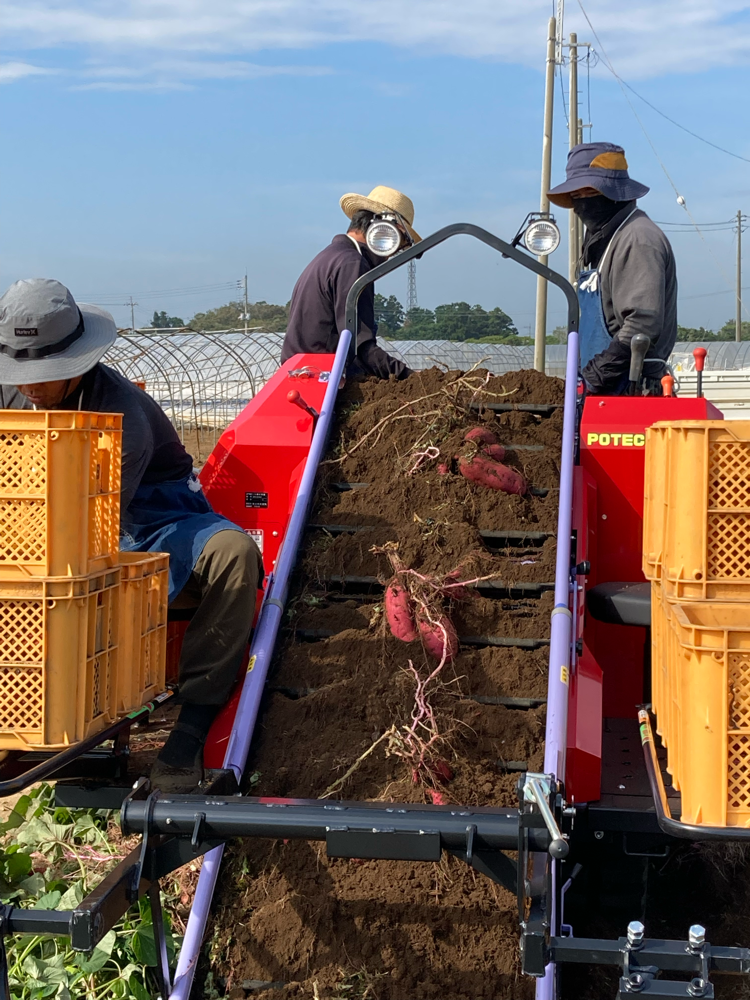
[689,925,706,950]
[626,973,645,993]
[594,830,604,840]
[627,921,645,948]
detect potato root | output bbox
[458,454,527,495]
[463,427,498,446]
[385,581,418,642]
[418,613,459,662]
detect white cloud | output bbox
[0,60,55,83]
[72,57,333,89]
[2,1,750,80]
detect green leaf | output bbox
[19,872,46,896]
[77,928,117,974]
[2,850,32,883]
[32,889,62,910]
[57,883,84,910]
[128,973,152,1000]
[0,794,32,834]
[131,918,174,967]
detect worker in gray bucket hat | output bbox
[0,278,263,794]
[548,142,677,395]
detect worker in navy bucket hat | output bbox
[0,278,263,794]
[549,142,677,395]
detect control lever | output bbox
[287,389,319,423]
[661,374,675,397]
[693,347,707,398]
[525,775,569,859]
[628,334,651,395]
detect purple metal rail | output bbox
[169,330,352,1000]
[537,330,580,1000]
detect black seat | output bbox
[586,581,651,627]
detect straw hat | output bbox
[340,185,421,243]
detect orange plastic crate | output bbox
[0,410,122,578]
[0,568,120,749]
[661,601,750,827]
[644,421,750,601]
[116,553,169,715]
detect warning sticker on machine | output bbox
[560,665,569,685]
[245,492,269,508]
[245,529,264,553]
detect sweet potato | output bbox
[481,443,506,462]
[418,613,459,662]
[463,427,497,446]
[385,581,418,642]
[458,454,527,495]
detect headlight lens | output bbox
[366,220,402,257]
[523,220,561,255]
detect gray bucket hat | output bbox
[0,278,117,385]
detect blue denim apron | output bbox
[577,207,639,379]
[120,474,246,603]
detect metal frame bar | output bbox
[169,333,353,999]
[0,690,174,798]
[120,793,549,853]
[344,223,579,348]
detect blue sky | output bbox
[2,1,749,334]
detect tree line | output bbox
[148,295,528,344]
[149,304,749,343]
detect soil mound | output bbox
[207,368,562,999]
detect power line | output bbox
[618,79,750,165]
[575,0,749,320]
[78,279,243,305]
[681,285,750,301]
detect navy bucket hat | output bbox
[548,142,650,208]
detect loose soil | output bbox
[205,367,562,999]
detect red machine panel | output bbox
[198,353,336,769]
[566,394,723,801]
[200,353,336,578]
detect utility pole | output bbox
[244,273,249,335]
[407,260,418,313]
[533,16,556,372]
[568,32,579,287]
[128,296,138,334]
[737,210,743,343]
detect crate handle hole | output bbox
[694,571,703,580]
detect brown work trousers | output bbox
[169,529,263,705]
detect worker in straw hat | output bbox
[548,142,677,395]
[0,278,263,793]
[281,185,418,379]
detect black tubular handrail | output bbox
[639,709,750,842]
[344,222,579,357]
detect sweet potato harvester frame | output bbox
[0,224,748,1000]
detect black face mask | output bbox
[572,194,623,232]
